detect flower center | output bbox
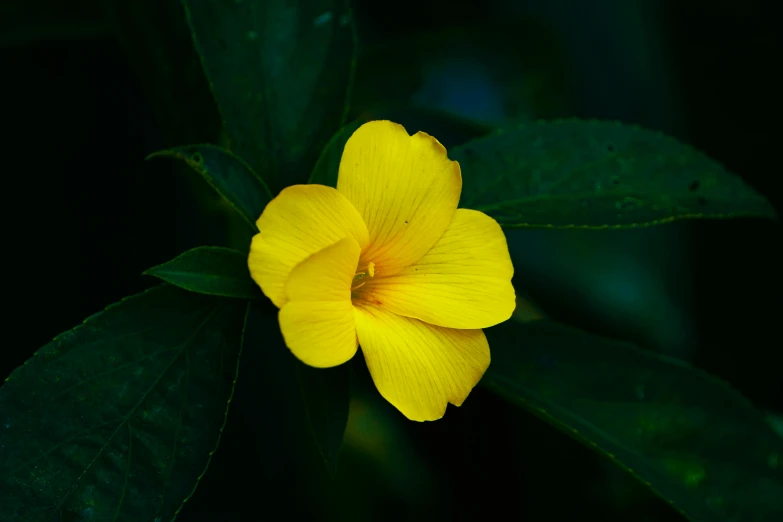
[351,261,375,296]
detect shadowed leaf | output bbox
[243,301,350,477]
[0,286,246,521]
[181,0,357,194]
[148,144,272,229]
[483,319,783,522]
[308,119,363,187]
[145,246,260,299]
[452,120,776,228]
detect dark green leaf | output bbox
[0,285,246,522]
[482,319,783,522]
[308,120,363,187]
[148,144,272,230]
[296,363,351,475]
[144,246,260,299]
[243,301,350,476]
[452,120,777,228]
[181,0,357,194]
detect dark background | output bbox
[2,0,781,520]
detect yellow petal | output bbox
[337,120,461,276]
[279,237,361,368]
[248,184,369,307]
[354,305,490,421]
[360,209,515,329]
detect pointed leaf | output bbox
[181,0,357,194]
[452,120,777,228]
[148,144,272,229]
[0,286,246,521]
[144,246,260,299]
[482,320,783,522]
[243,301,350,476]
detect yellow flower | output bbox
[248,121,515,421]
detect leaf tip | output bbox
[145,149,174,162]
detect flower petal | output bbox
[361,209,515,329]
[248,184,369,307]
[337,120,461,276]
[279,237,361,368]
[354,305,490,421]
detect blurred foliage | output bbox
[103,0,220,147]
[350,18,573,124]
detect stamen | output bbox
[351,262,376,295]
[354,262,376,278]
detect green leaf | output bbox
[308,119,363,187]
[0,285,246,521]
[452,120,777,228]
[148,144,272,230]
[243,301,350,476]
[181,0,357,194]
[296,363,351,474]
[482,319,783,522]
[144,246,260,300]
